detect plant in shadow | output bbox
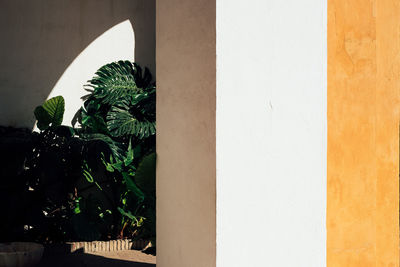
[0,96,81,242]
[0,61,156,246]
[102,150,156,241]
[24,96,117,242]
[74,61,156,243]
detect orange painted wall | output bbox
[328,0,399,266]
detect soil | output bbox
[38,250,156,267]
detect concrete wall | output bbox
[216,0,326,266]
[0,0,155,128]
[156,0,216,266]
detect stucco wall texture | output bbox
[328,0,399,266]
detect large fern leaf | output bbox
[80,133,125,160]
[106,107,156,139]
[87,61,151,105]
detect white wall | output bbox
[216,0,327,266]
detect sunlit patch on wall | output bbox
[36,19,135,129]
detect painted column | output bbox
[216,0,326,266]
[156,0,216,267]
[327,0,399,265]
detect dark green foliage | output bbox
[0,126,82,242]
[106,106,156,138]
[135,153,156,194]
[86,61,152,104]
[76,60,156,140]
[0,61,156,245]
[74,61,156,241]
[80,133,125,161]
[133,153,156,240]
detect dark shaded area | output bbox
[38,252,155,267]
[142,246,156,256]
[0,125,118,242]
[0,0,155,128]
[0,124,155,243]
[0,126,36,239]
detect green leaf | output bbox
[111,160,124,172]
[80,133,125,160]
[123,172,144,201]
[34,106,52,130]
[83,169,94,183]
[117,208,145,227]
[131,87,155,106]
[74,198,82,214]
[106,106,155,138]
[117,207,135,220]
[71,107,82,127]
[34,96,65,130]
[88,61,144,105]
[102,159,115,172]
[74,207,81,214]
[80,110,109,134]
[124,140,134,166]
[135,153,156,194]
[42,96,65,125]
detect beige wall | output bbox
[156,0,216,266]
[0,0,155,128]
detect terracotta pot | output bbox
[0,242,44,267]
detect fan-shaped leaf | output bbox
[34,96,65,130]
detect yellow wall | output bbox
[328,0,399,265]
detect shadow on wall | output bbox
[0,0,155,128]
